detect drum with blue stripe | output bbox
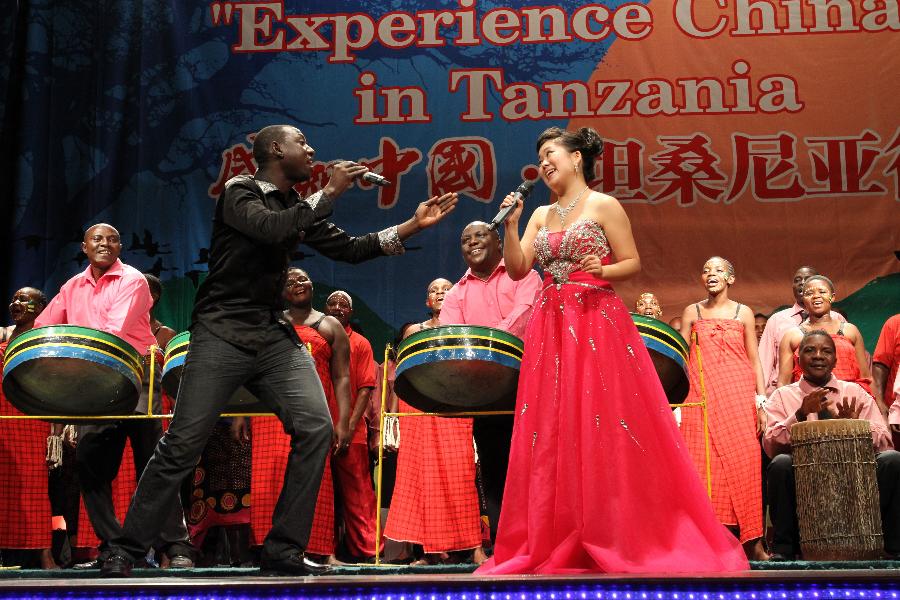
[162,331,267,413]
[395,325,524,414]
[2,325,143,417]
[630,314,690,405]
[160,331,190,399]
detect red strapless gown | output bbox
[477,220,748,574]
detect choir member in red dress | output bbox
[0,287,54,568]
[679,256,769,561]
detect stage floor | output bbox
[1,563,899,600]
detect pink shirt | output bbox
[763,374,892,457]
[439,260,541,339]
[758,303,845,394]
[35,259,156,355]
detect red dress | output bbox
[383,399,481,553]
[251,323,335,555]
[680,305,763,543]
[0,340,52,548]
[478,220,748,574]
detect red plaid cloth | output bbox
[681,319,763,542]
[251,416,334,555]
[383,400,481,553]
[0,341,52,548]
[250,324,336,555]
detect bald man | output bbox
[439,220,541,544]
[36,223,192,569]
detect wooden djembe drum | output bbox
[791,419,883,560]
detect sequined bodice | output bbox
[534,219,610,284]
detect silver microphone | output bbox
[488,180,535,230]
[333,160,392,186]
[361,171,391,186]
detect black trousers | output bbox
[108,322,332,562]
[76,419,191,558]
[767,450,900,556]
[473,414,513,543]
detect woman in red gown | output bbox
[242,267,352,563]
[477,126,748,574]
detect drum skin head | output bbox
[395,326,524,414]
[162,331,269,414]
[2,325,141,417]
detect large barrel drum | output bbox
[394,325,524,414]
[2,325,142,417]
[630,314,690,405]
[791,419,883,560]
[162,331,268,413]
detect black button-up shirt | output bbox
[192,175,386,350]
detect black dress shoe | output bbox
[100,554,133,578]
[165,554,195,569]
[259,553,332,576]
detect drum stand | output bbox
[672,331,713,498]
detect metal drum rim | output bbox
[397,347,523,376]
[165,331,191,352]
[5,324,142,363]
[397,325,524,357]
[162,351,187,375]
[3,334,144,379]
[630,314,689,357]
[397,338,524,369]
[640,335,688,372]
[2,344,143,393]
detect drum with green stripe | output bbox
[630,314,690,405]
[2,325,143,417]
[162,331,268,413]
[395,325,524,414]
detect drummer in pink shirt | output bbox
[438,220,541,545]
[757,266,844,394]
[439,221,541,339]
[35,224,156,355]
[35,223,192,569]
[762,329,900,559]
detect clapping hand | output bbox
[835,396,863,420]
[798,387,831,420]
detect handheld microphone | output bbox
[488,180,535,230]
[361,171,391,186]
[333,160,392,186]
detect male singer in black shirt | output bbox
[101,125,457,577]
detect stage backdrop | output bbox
[2,0,898,352]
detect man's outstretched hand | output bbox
[414,192,458,230]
